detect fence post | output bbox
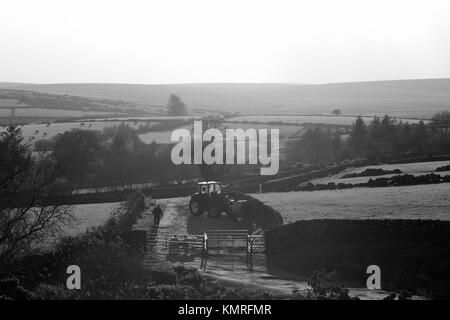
[246,235,254,255]
[203,232,208,254]
[144,230,148,252]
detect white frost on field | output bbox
[1,120,160,146]
[311,160,450,185]
[138,128,189,144]
[252,183,450,223]
[38,202,122,251]
[227,115,428,126]
[62,202,122,237]
[0,108,111,117]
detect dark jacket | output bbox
[152,206,163,218]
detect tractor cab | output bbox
[189,181,228,217]
[198,181,221,195]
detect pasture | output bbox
[5,79,449,118]
[227,115,428,126]
[311,160,450,185]
[252,183,450,223]
[1,120,161,145]
[40,202,121,250]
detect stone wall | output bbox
[260,164,361,192]
[266,219,450,298]
[50,184,198,205]
[230,192,283,230]
[267,219,450,248]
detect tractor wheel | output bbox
[224,206,233,217]
[208,206,220,218]
[189,198,203,216]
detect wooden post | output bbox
[203,232,208,254]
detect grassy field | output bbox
[0,107,112,117]
[0,120,161,144]
[223,122,302,137]
[227,114,428,125]
[138,128,189,144]
[39,202,121,250]
[0,88,158,118]
[63,202,122,237]
[252,183,450,223]
[3,117,305,146]
[311,161,450,185]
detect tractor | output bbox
[189,181,233,217]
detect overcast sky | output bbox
[1,0,450,84]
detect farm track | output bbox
[133,198,309,296]
[132,197,403,299]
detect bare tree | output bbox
[0,126,72,267]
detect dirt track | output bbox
[133,196,401,299]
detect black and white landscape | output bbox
[1,0,450,301]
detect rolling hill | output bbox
[1,79,450,118]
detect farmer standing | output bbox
[152,204,163,227]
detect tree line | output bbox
[287,111,450,165]
[0,92,190,268]
[43,123,201,189]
